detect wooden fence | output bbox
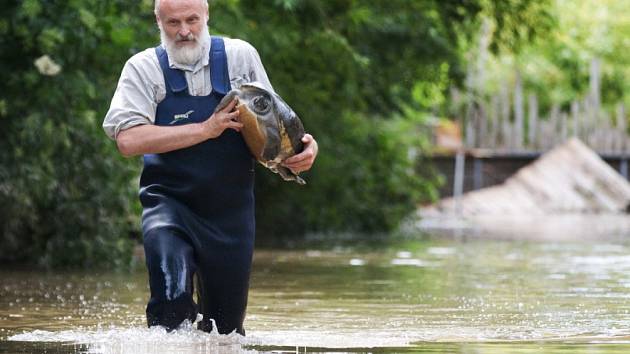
[454,58,629,155]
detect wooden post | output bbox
[560,112,568,143]
[602,112,612,153]
[528,94,538,151]
[617,103,627,154]
[590,58,601,116]
[514,73,524,151]
[583,97,594,147]
[500,83,511,151]
[549,104,560,149]
[542,121,552,150]
[490,95,499,149]
[571,101,579,139]
[464,101,475,149]
[584,58,601,150]
[453,150,465,216]
[478,104,488,149]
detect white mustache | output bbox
[176,33,195,42]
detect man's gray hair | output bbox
[154,0,209,16]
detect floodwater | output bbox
[2,231,630,353]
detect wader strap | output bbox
[210,36,231,95]
[155,46,188,94]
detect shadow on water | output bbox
[3,226,630,353]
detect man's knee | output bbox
[144,228,197,296]
[143,227,198,330]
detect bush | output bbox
[0,0,154,267]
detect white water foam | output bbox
[9,321,255,354]
[8,327,418,352]
[12,324,630,353]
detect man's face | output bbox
[157,0,209,65]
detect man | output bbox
[103,0,318,335]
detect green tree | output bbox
[0,0,156,267]
[212,0,550,236]
[470,0,628,114]
[0,0,552,267]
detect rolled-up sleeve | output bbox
[103,57,158,140]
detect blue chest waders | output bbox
[139,37,255,335]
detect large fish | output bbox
[214,82,307,184]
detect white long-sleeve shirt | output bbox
[103,37,273,140]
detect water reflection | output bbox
[2,233,630,353]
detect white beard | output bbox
[159,22,210,66]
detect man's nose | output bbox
[178,24,191,37]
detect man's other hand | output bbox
[282,134,318,174]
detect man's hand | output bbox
[282,134,318,174]
[203,98,242,139]
[116,98,243,157]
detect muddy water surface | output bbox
[2,233,630,353]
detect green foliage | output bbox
[482,0,555,54]
[0,0,550,267]
[0,0,155,267]
[210,0,492,237]
[473,0,629,114]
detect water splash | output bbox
[9,321,254,354]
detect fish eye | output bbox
[252,96,271,114]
